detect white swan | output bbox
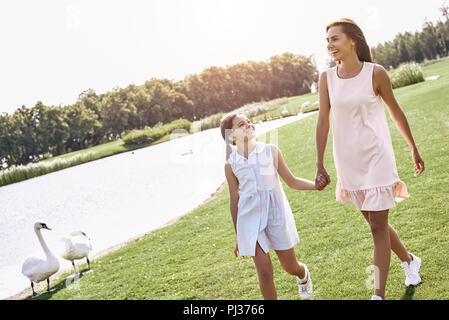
[21,222,60,297]
[60,231,92,275]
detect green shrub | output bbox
[122,118,192,146]
[196,112,225,131]
[122,130,153,145]
[388,63,425,89]
[301,104,319,114]
[166,118,191,133]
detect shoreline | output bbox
[4,181,227,300]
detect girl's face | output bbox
[326,26,355,62]
[230,114,256,144]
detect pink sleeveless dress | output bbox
[326,61,409,211]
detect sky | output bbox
[0,0,446,115]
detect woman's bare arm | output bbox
[316,71,332,188]
[373,65,424,175]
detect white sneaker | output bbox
[371,295,383,300]
[409,253,422,274]
[401,252,422,287]
[296,263,312,300]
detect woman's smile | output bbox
[330,49,340,56]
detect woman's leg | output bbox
[387,224,412,263]
[252,242,277,300]
[366,210,391,299]
[361,211,412,263]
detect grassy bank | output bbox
[27,58,449,300]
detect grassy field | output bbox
[27,58,449,300]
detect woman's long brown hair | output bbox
[326,18,373,63]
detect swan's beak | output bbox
[43,225,52,230]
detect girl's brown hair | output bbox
[220,112,242,161]
[326,18,373,63]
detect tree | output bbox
[13,105,40,164]
[78,89,106,145]
[64,103,101,151]
[440,1,449,22]
[0,113,22,168]
[33,102,70,156]
[100,89,138,139]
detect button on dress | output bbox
[228,142,299,256]
[326,61,409,211]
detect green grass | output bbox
[27,58,449,300]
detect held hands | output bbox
[315,166,331,191]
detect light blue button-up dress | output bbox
[228,142,300,256]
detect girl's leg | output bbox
[361,211,412,263]
[252,242,277,300]
[275,248,306,279]
[366,210,391,299]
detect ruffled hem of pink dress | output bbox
[336,181,409,211]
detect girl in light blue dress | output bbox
[220,112,320,300]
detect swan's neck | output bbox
[35,228,52,258]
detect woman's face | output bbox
[326,26,355,62]
[230,114,256,145]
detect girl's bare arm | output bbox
[271,145,316,190]
[225,163,239,233]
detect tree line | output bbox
[371,4,449,68]
[0,52,317,169]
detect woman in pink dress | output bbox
[315,18,425,300]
